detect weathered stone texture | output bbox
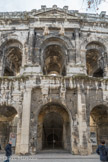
[0,6,108,156]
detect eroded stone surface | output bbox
[0,6,108,156]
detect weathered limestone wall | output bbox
[0,75,108,155]
[27,76,108,155]
[0,6,108,156]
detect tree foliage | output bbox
[87,0,105,10]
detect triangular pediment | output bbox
[31,8,78,19]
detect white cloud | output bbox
[98,0,108,13]
[0,0,107,14]
[0,0,86,12]
[0,0,83,11]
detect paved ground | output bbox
[0,153,100,162]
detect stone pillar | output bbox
[15,116,22,154]
[0,64,3,76]
[20,31,42,75]
[67,48,76,65]
[35,47,40,65]
[37,118,43,151]
[80,48,87,75]
[67,33,86,76]
[77,84,91,155]
[103,52,108,77]
[63,123,67,149]
[22,45,26,67]
[20,88,32,154]
[27,29,34,65]
[0,50,4,76]
[66,49,77,76]
[75,29,81,64]
[104,66,108,77]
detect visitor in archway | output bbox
[4,141,12,162]
[96,140,108,162]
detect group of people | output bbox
[0,140,108,162]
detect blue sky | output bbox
[0,0,108,13]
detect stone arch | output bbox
[87,101,108,125]
[40,37,71,76]
[80,36,107,75]
[85,41,106,77]
[36,101,72,121]
[0,35,24,47]
[0,39,23,76]
[43,45,66,75]
[90,103,108,113]
[81,36,107,51]
[41,35,73,48]
[36,102,71,152]
[0,105,17,121]
[1,39,23,49]
[0,105,18,150]
[89,104,108,153]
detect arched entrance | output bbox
[86,42,105,77]
[90,105,108,152]
[43,45,66,76]
[0,39,22,76]
[0,105,18,151]
[37,103,71,152]
[43,112,63,149]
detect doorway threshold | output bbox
[38,149,69,154]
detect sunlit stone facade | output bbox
[0,6,108,155]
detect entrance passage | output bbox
[90,105,108,153]
[0,105,17,150]
[43,112,63,149]
[37,103,71,152]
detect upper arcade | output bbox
[0,6,108,78]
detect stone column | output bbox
[0,63,3,75]
[80,48,87,75]
[22,45,26,67]
[15,116,22,154]
[20,88,32,154]
[63,123,67,149]
[27,28,34,64]
[35,47,40,65]
[0,50,4,76]
[104,66,108,77]
[66,49,76,76]
[103,52,108,77]
[77,84,91,155]
[75,29,81,64]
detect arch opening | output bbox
[86,42,105,77]
[90,105,108,153]
[0,105,18,151]
[43,45,66,76]
[37,103,71,152]
[43,112,63,149]
[1,39,22,76]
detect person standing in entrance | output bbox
[4,141,12,162]
[96,140,108,162]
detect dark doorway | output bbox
[37,103,71,152]
[93,68,104,77]
[90,105,108,153]
[0,106,17,150]
[42,112,63,149]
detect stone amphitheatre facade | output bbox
[0,5,108,155]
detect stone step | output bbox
[38,149,69,154]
